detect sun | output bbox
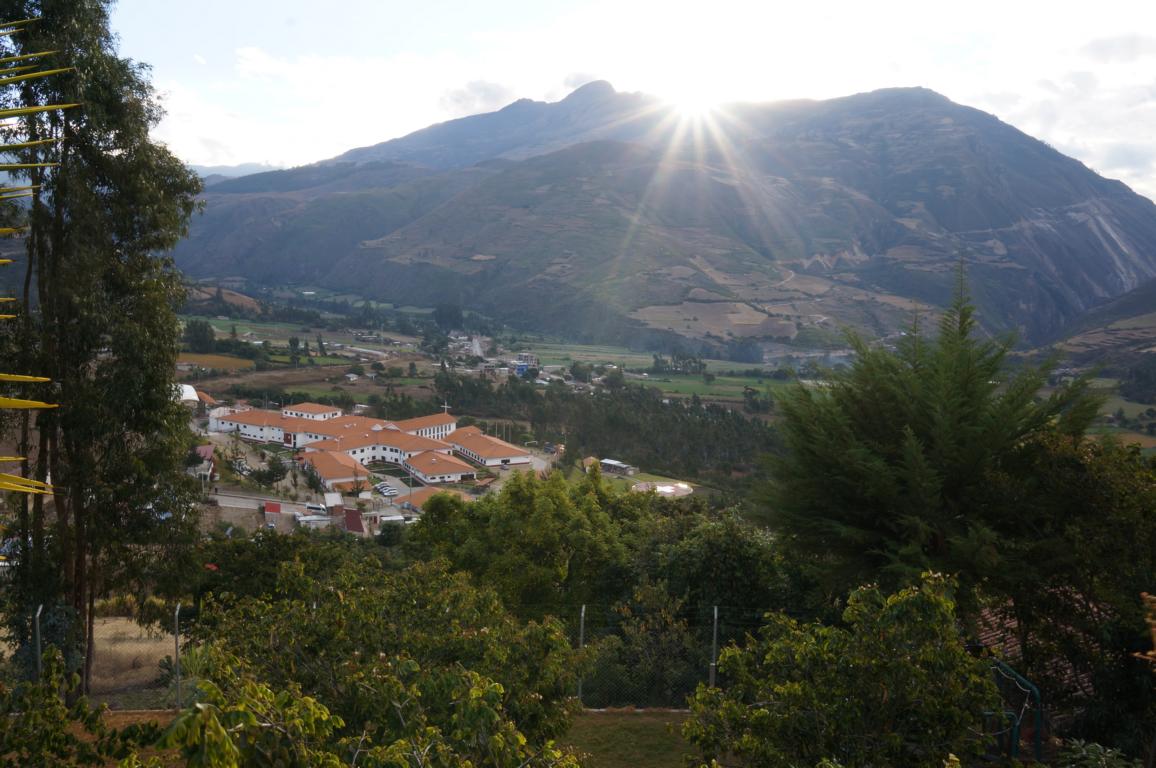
[664,87,719,120]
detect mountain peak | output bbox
[562,80,617,102]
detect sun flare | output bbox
[665,87,719,120]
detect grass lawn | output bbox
[564,710,691,768]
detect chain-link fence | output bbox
[559,601,769,709]
[6,602,191,710]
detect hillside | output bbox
[173,85,1156,347]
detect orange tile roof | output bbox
[300,450,366,482]
[308,430,450,453]
[404,450,474,476]
[402,486,473,510]
[219,409,314,430]
[393,412,456,432]
[451,430,528,460]
[284,402,342,414]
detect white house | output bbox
[402,450,475,484]
[449,426,531,468]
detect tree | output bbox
[684,575,999,768]
[193,555,581,757]
[763,289,1099,607]
[182,318,215,353]
[433,302,463,331]
[287,335,300,366]
[1,1,202,690]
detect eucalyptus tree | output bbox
[0,0,201,689]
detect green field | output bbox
[526,341,657,369]
[640,372,789,400]
[267,354,351,366]
[563,710,691,768]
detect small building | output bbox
[187,444,215,483]
[298,450,370,491]
[402,451,476,484]
[391,412,458,440]
[449,426,531,468]
[599,458,637,476]
[282,402,342,421]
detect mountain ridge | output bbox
[173,84,1156,349]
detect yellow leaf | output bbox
[0,103,79,119]
[0,50,57,66]
[0,138,61,152]
[0,373,49,382]
[0,67,73,88]
[0,395,56,409]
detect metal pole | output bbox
[34,604,43,680]
[577,604,586,703]
[709,605,718,687]
[173,603,181,709]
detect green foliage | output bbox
[1058,740,1144,768]
[0,649,159,766]
[684,575,999,768]
[764,290,1099,603]
[585,582,703,708]
[1119,354,1156,404]
[182,319,217,353]
[985,437,1156,752]
[194,556,580,748]
[408,471,632,615]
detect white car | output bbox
[380,487,399,497]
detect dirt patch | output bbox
[177,353,255,371]
[90,618,170,696]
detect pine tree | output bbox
[764,281,1099,607]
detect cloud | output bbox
[193,53,207,66]
[1100,142,1156,173]
[564,72,598,89]
[1081,35,1156,63]
[439,80,516,117]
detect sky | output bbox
[111,0,1156,199]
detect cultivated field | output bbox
[176,353,255,371]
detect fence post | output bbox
[173,602,182,710]
[709,605,718,687]
[576,604,586,704]
[34,604,43,680]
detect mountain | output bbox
[190,162,283,180]
[328,81,666,169]
[173,85,1156,348]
